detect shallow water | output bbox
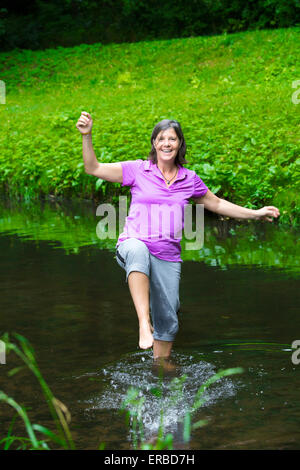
[0,197,299,449]
[81,351,239,442]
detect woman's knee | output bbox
[117,238,150,281]
[120,238,148,256]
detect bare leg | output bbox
[153,340,173,359]
[152,340,177,374]
[127,271,153,350]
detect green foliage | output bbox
[0,333,75,450]
[0,0,299,50]
[0,28,299,226]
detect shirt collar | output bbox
[143,159,187,182]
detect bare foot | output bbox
[153,357,176,371]
[152,357,177,378]
[139,319,154,349]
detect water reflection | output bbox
[0,195,299,271]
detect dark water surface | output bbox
[0,197,299,449]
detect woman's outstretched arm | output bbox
[76,111,123,183]
[194,189,280,222]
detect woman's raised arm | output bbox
[76,112,123,183]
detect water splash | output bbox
[83,351,240,438]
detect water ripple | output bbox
[83,351,240,437]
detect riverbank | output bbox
[0,27,299,226]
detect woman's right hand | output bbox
[76,111,93,135]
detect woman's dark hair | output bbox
[147,119,188,165]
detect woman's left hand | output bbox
[254,206,280,222]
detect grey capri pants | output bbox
[115,238,181,342]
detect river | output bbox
[0,196,299,449]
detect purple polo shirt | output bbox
[116,159,208,262]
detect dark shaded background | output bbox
[0,0,299,51]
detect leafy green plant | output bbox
[182,367,243,443]
[0,28,299,225]
[1,1,299,51]
[1,333,75,450]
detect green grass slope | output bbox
[0,28,299,226]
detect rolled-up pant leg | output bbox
[115,238,181,342]
[149,254,181,342]
[116,238,150,281]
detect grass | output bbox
[0,27,299,226]
[0,333,75,450]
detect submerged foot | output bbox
[139,320,154,350]
[152,357,177,377]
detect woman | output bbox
[76,112,280,359]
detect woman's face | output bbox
[154,127,180,165]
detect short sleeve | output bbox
[192,172,208,198]
[121,159,143,187]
